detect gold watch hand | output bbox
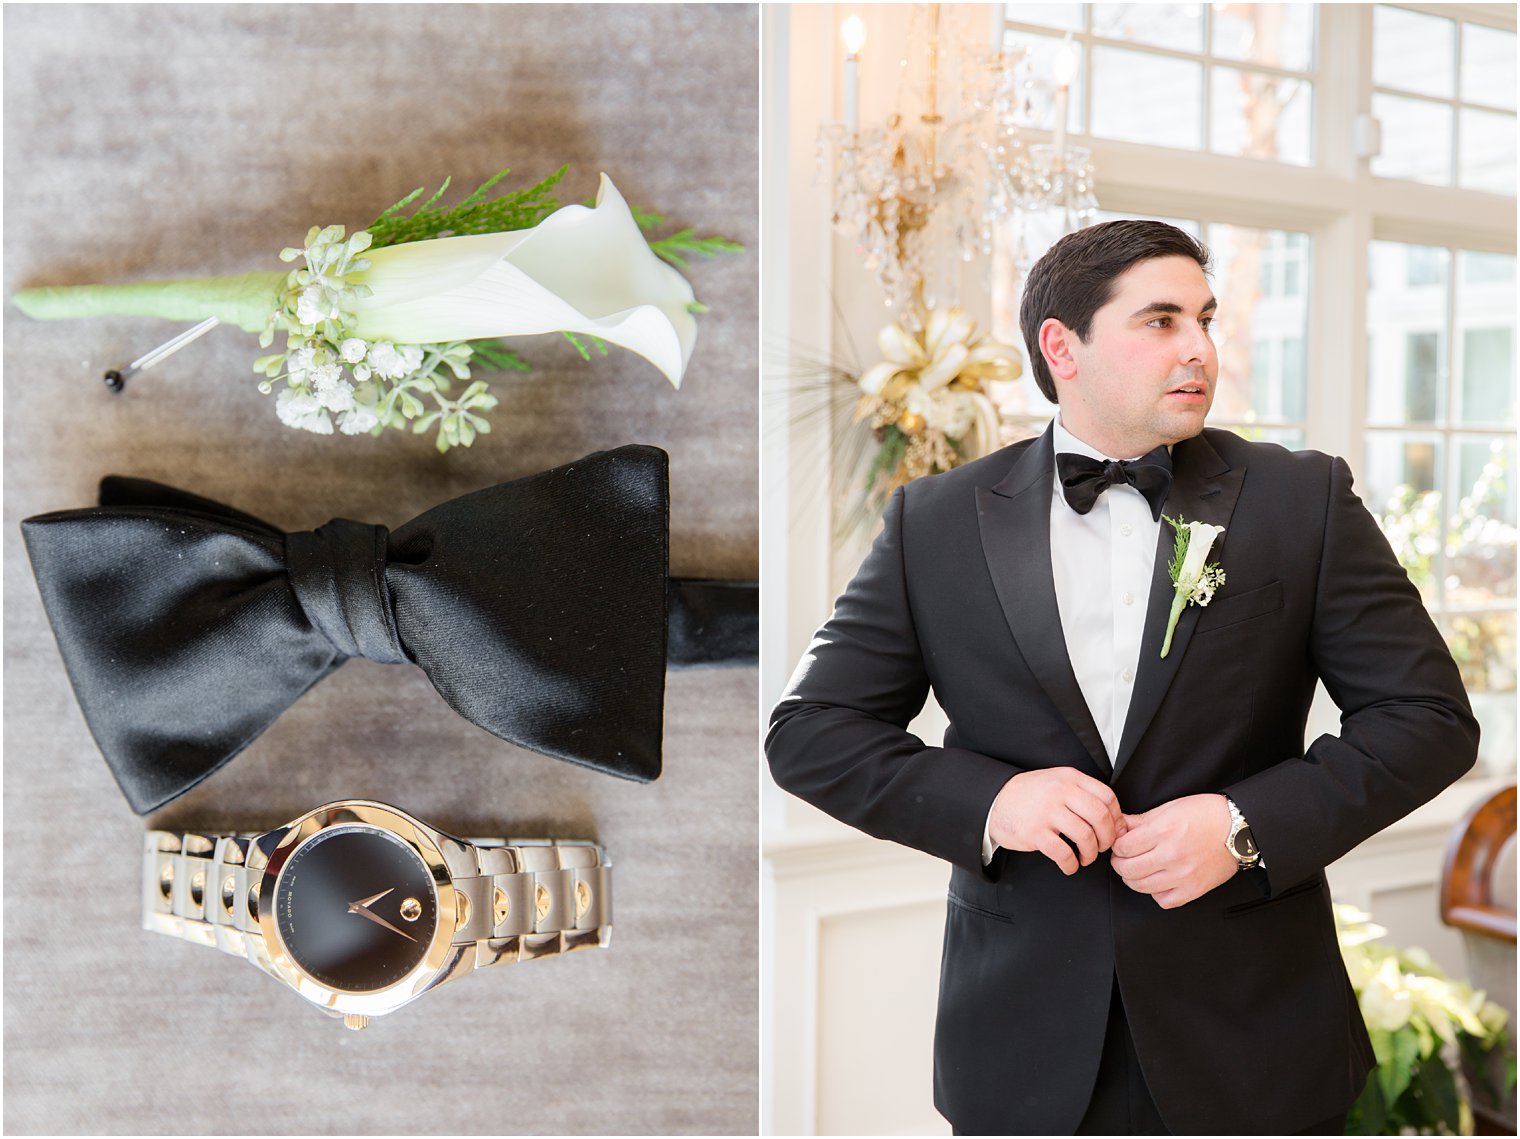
[346,888,416,943]
[348,904,418,943]
[349,887,394,911]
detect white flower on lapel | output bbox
[1160,515,1226,658]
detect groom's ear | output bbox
[1038,317,1081,388]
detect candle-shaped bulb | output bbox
[1053,38,1079,88]
[842,16,867,58]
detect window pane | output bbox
[1367,432,1445,603]
[1003,3,1086,33]
[1463,251,1518,285]
[1459,108,1518,195]
[1210,66,1312,165]
[1205,224,1311,428]
[1092,46,1202,149]
[1444,612,1517,694]
[1448,436,1517,608]
[1460,329,1515,425]
[1446,611,1517,777]
[1367,243,1449,426]
[1462,23,1517,110]
[1371,93,1453,185]
[1373,6,1456,99]
[1456,251,1516,427]
[1017,32,1086,134]
[1212,4,1315,72]
[1091,3,1204,52]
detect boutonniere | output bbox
[13,168,741,452]
[1160,515,1226,657]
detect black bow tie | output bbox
[21,445,755,814]
[1056,446,1173,521]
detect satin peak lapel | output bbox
[1112,431,1244,780]
[976,426,1110,773]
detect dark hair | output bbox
[1018,220,1212,402]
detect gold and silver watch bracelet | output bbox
[143,826,612,1022]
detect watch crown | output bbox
[342,1014,370,1031]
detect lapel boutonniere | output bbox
[1160,515,1226,658]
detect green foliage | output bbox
[1163,514,1190,581]
[1348,1046,1464,1135]
[467,339,532,373]
[865,425,909,496]
[366,166,568,249]
[647,228,746,271]
[629,204,665,231]
[561,331,609,361]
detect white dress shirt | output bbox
[982,418,1163,862]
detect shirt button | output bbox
[1121,668,1134,684]
[1121,592,1134,606]
[1120,524,1133,537]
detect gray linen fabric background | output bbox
[3,4,758,1134]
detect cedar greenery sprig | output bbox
[1166,513,1191,582]
[648,228,746,271]
[366,166,569,249]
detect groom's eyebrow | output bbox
[1129,297,1219,320]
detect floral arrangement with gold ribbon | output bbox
[849,305,1018,510]
[13,167,740,451]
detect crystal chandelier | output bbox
[819,5,1100,322]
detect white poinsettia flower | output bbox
[346,174,697,388]
[1359,957,1413,1032]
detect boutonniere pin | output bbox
[13,168,741,451]
[1160,515,1226,658]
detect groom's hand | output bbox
[1111,793,1237,909]
[987,768,1125,876]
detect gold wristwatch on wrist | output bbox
[143,800,611,1029]
[1224,796,1262,870]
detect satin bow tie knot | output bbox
[1056,447,1173,521]
[21,445,705,814]
[285,520,407,665]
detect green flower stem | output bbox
[12,271,286,333]
[1159,588,1188,658]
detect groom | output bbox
[766,221,1478,1135]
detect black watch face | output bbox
[1232,826,1259,859]
[274,825,439,992]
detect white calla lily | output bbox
[1160,517,1227,657]
[349,174,696,388]
[1177,521,1225,584]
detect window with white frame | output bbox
[988,2,1516,774]
[1371,6,1516,192]
[998,2,1317,164]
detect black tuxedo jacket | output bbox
[767,426,1478,1135]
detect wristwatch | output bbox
[142,800,611,1029]
[1224,796,1262,870]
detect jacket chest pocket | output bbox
[1193,579,1283,635]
